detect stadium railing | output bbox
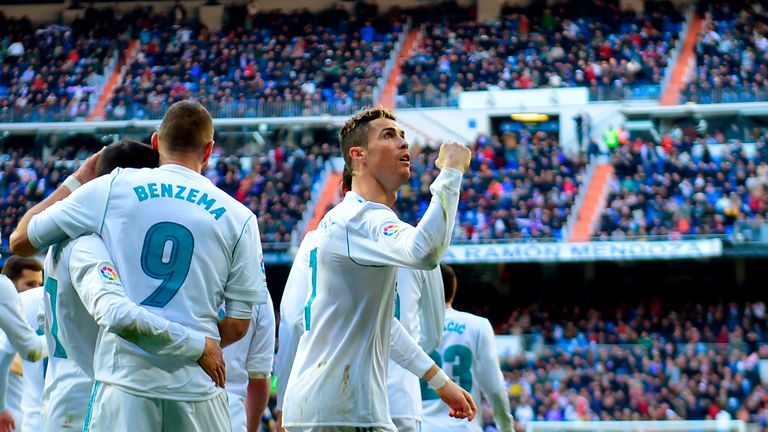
[681,88,768,104]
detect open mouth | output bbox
[399,154,411,165]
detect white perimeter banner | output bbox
[441,239,723,264]
[458,87,589,110]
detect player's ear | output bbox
[349,146,364,161]
[202,140,214,164]
[151,133,159,151]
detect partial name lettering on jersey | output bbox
[381,222,406,240]
[444,319,466,334]
[132,182,227,220]
[98,262,122,288]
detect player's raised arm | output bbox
[475,318,514,431]
[346,142,469,269]
[417,267,446,352]
[0,276,46,362]
[67,234,226,387]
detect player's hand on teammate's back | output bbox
[436,380,478,421]
[0,410,15,432]
[198,337,226,388]
[435,141,471,173]
[73,148,104,184]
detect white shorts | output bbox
[392,417,421,432]
[84,382,231,432]
[40,371,93,431]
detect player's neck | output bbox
[351,177,397,208]
[159,154,203,174]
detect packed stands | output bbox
[0,9,131,122]
[498,300,768,424]
[106,6,400,120]
[397,132,585,241]
[597,128,768,239]
[684,0,768,104]
[397,0,684,107]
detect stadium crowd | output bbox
[496,300,768,426]
[0,8,135,122]
[106,5,399,120]
[398,0,683,107]
[684,0,768,104]
[598,128,768,239]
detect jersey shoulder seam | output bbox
[232,214,255,259]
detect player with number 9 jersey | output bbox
[27,161,266,401]
[23,103,267,406]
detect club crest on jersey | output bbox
[99,264,120,286]
[382,223,405,240]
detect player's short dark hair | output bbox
[440,263,457,305]
[158,100,214,155]
[96,139,160,176]
[2,256,43,283]
[339,106,396,184]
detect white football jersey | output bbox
[17,287,45,432]
[422,308,513,432]
[387,267,444,421]
[283,168,461,429]
[41,239,96,432]
[225,294,275,432]
[42,233,214,430]
[0,275,46,362]
[42,240,99,378]
[274,230,317,411]
[28,164,268,400]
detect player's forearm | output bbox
[390,319,435,377]
[10,186,72,256]
[0,301,47,362]
[75,276,204,360]
[407,167,462,267]
[488,392,514,432]
[246,377,270,430]
[94,294,205,361]
[218,317,251,347]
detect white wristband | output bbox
[428,369,450,391]
[62,175,81,192]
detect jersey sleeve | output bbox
[27,173,114,250]
[0,276,46,362]
[417,267,445,353]
[475,318,513,431]
[389,318,435,378]
[274,234,314,410]
[225,215,268,319]
[346,168,462,269]
[68,234,205,361]
[246,295,275,378]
